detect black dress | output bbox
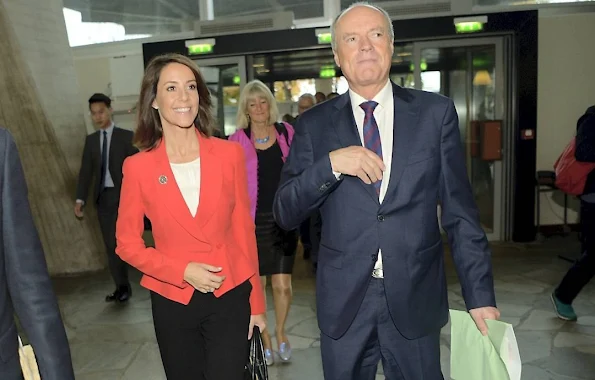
[255,142,297,276]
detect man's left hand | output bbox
[469,307,500,336]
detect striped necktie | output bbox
[360,101,382,195]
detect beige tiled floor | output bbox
[44,233,595,379]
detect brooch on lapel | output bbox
[158,175,167,184]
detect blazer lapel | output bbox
[92,131,101,169]
[332,93,378,203]
[194,132,221,228]
[151,131,208,243]
[108,127,119,170]
[384,83,420,201]
[332,93,362,147]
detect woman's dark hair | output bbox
[134,53,216,150]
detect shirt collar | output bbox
[100,122,115,134]
[349,80,393,112]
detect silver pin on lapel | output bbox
[158,175,167,184]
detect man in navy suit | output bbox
[273,3,500,379]
[0,128,74,379]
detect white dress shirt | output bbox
[344,80,394,274]
[76,122,115,205]
[170,158,201,217]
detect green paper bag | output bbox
[450,309,521,380]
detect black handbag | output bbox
[244,326,268,380]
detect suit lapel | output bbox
[151,130,216,243]
[108,127,118,170]
[92,131,101,169]
[384,83,420,201]
[194,132,221,228]
[332,93,362,147]
[332,93,378,203]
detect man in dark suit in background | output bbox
[273,3,499,379]
[75,93,137,303]
[0,128,75,380]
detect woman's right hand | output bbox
[183,263,226,293]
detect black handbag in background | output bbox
[245,326,268,380]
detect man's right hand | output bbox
[74,202,84,218]
[329,146,385,184]
[184,263,226,293]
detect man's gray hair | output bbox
[331,2,394,52]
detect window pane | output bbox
[474,0,594,5]
[214,0,324,20]
[63,0,325,47]
[63,0,200,46]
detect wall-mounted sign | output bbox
[315,28,332,45]
[453,16,487,34]
[319,65,336,78]
[185,38,216,55]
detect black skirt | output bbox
[255,211,297,276]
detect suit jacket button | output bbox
[377,215,385,222]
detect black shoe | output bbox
[117,287,131,303]
[105,290,118,302]
[105,286,131,303]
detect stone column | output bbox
[0,0,105,275]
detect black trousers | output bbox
[151,281,252,380]
[556,200,595,304]
[97,188,129,288]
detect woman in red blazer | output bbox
[115,53,266,380]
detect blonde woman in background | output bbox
[229,80,297,365]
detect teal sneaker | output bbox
[551,292,578,321]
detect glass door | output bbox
[413,38,507,241]
[193,56,247,137]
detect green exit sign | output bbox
[453,16,487,34]
[455,22,484,33]
[188,44,213,55]
[315,28,332,45]
[319,66,336,78]
[317,33,332,45]
[185,38,216,56]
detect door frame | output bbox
[191,56,248,136]
[192,55,248,88]
[412,37,509,242]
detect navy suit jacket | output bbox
[273,83,496,340]
[0,128,74,379]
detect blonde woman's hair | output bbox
[236,80,280,129]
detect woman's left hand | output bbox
[248,314,266,339]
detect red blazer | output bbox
[115,130,265,315]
